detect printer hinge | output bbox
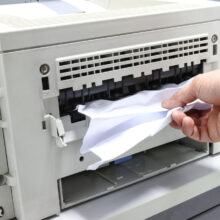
[44,114,67,148]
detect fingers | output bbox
[199,126,213,142]
[206,107,220,142]
[170,121,181,129]
[218,112,220,137]
[163,70,220,110]
[162,79,198,109]
[182,117,199,139]
[171,111,185,126]
[171,110,200,141]
[171,110,200,127]
[170,109,218,142]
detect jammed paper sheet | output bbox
[77,79,212,170]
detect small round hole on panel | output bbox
[79,156,84,162]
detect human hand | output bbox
[162,70,220,142]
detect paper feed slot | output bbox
[59,61,205,126]
[59,137,209,209]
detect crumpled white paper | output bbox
[77,78,212,170]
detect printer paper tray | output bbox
[59,138,209,209]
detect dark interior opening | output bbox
[58,61,205,123]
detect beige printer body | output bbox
[0,0,220,219]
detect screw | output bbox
[211,34,218,43]
[40,64,50,75]
[0,207,4,217]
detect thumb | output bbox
[162,78,198,109]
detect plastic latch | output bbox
[44,114,67,148]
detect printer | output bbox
[0,0,220,219]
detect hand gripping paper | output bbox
[77,79,212,170]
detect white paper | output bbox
[77,79,212,170]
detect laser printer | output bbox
[0,0,220,219]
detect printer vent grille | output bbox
[56,34,208,90]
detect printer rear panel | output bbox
[54,22,219,136]
[40,20,219,177]
[54,25,217,125]
[0,21,219,219]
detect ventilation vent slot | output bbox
[56,34,209,90]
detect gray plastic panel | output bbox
[0,0,27,5]
[0,1,220,52]
[62,172,113,205]
[0,125,14,219]
[0,129,8,175]
[97,165,141,186]
[148,187,220,220]
[191,205,220,220]
[60,138,209,209]
[56,34,208,91]
[0,186,14,220]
